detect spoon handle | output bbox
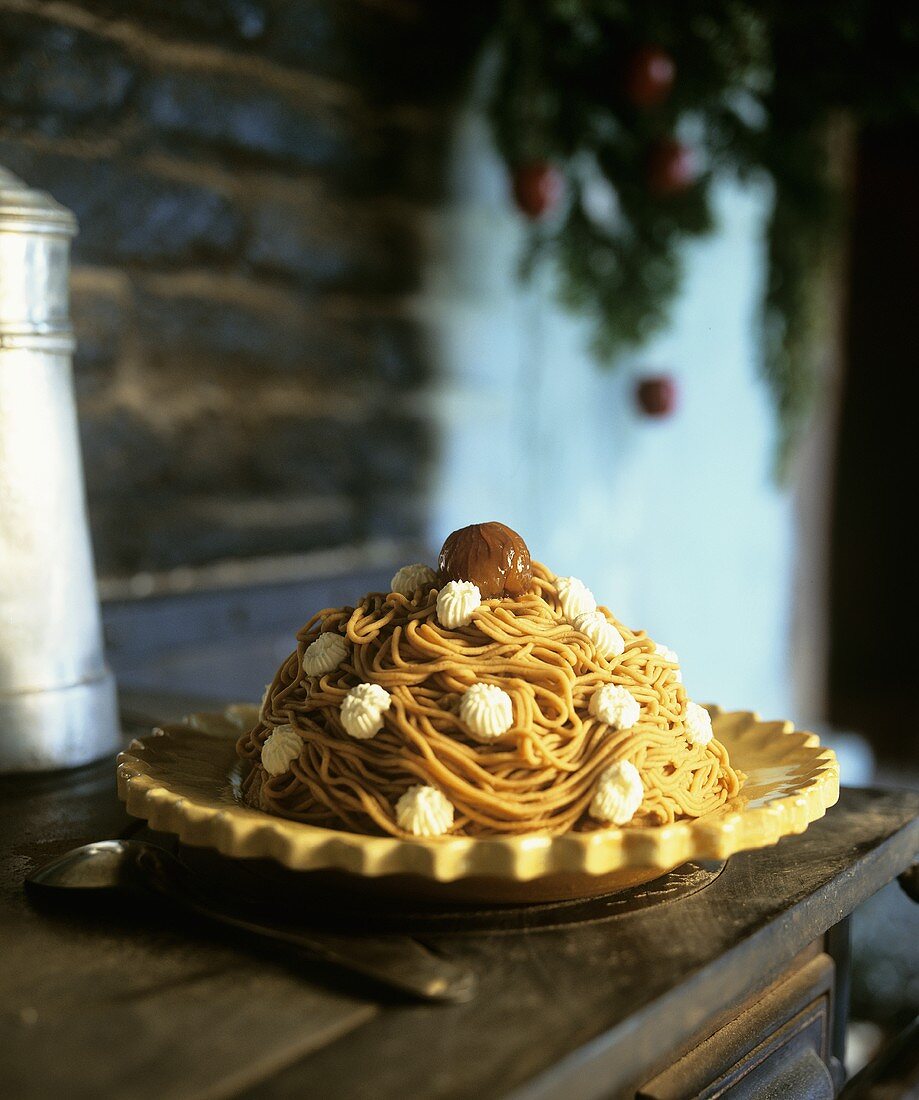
[177,895,476,1003]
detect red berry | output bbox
[625,46,676,108]
[647,139,696,196]
[636,374,678,417]
[512,161,565,219]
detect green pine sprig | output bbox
[485,0,919,474]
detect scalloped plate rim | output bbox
[116,704,840,882]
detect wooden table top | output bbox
[2,747,917,1100]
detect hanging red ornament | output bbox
[647,139,696,196]
[636,374,679,418]
[512,161,565,219]
[625,46,676,108]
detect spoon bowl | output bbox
[27,839,139,892]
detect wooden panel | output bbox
[638,953,835,1098]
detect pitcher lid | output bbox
[0,166,77,236]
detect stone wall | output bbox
[0,0,483,580]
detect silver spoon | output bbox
[27,839,476,1004]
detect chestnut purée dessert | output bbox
[238,521,742,838]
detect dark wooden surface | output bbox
[2,746,917,1100]
[0,759,378,1100]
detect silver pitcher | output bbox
[0,166,119,771]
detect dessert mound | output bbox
[238,522,743,838]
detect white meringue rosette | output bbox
[436,580,481,629]
[654,642,683,683]
[589,759,644,825]
[459,682,514,741]
[260,723,302,776]
[555,575,597,622]
[391,563,438,597]
[574,610,626,660]
[685,701,714,747]
[303,631,349,677]
[395,785,454,837]
[340,682,392,740]
[588,683,640,730]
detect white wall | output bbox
[418,105,797,720]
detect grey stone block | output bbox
[87,491,358,574]
[158,411,260,495]
[245,195,358,286]
[87,0,267,44]
[361,316,431,387]
[262,1,375,83]
[134,280,310,370]
[360,490,428,541]
[71,275,127,398]
[131,274,431,388]
[140,69,351,170]
[78,406,171,498]
[131,278,402,390]
[0,144,241,263]
[357,413,431,491]
[249,414,362,495]
[0,14,134,123]
[245,192,422,292]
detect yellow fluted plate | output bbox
[116,705,839,902]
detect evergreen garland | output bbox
[486,0,919,472]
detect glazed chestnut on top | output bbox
[437,522,533,599]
